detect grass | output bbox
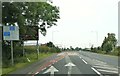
[2,45,60,75]
[2,52,54,75]
[93,50,119,56]
[2,63,27,75]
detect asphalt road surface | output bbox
[8,51,119,76]
[30,51,119,76]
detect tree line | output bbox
[62,33,119,56]
[90,33,119,55]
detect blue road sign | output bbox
[10,26,15,31]
[4,32,10,36]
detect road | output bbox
[30,51,119,76]
[8,51,119,76]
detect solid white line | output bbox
[97,69,118,73]
[91,67,101,75]
[82,59,88,64]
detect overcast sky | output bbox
[28,0,119,48]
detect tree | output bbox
[2,2,60,49]
[75,47,81,51]
[2,2,60,37]
[2,2,60,65]
[70,46,74,50]
[90,45,94,51]
[101,33,117,53]
[46,41,55,47]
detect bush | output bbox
[14,57,27,63]
[2,45,60,68]
[97,50,106,54]
[39,46,61,53]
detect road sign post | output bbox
[3,26,19,66]
[11,41,14,66]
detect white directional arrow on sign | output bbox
[65,62,76,75]
[43,66,59,75]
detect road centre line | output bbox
[91,67,101,75]
[82,59,88,64]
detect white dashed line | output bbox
[91,67,101,75]
[79,56,82,59]
[48,64,51,67]
[35,72,39,74]
[42,67,46,71]
[82,59,88,64]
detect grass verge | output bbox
[2,52,54,75]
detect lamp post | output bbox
[91,31,98,47]
[52,31,59,45]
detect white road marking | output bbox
[65,62,76,75]
[28,72,31,74]
[35,72,39,74]
[93,64,110,66]
[79,56,82,59]
[49,64,52,67]
[67,52,78,56]
[82,59,88,64]
[42,67,46,71]
[43,66,59,74]
[57,52,65,56]
[92,59,106,64]
[93,66,118,71]
[91,67,101,75]
[97,69,118,73]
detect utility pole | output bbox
[52,31,59,48]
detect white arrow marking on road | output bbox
[65,62,76,67]
[65,62,76,75]
[43,66,59,75]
